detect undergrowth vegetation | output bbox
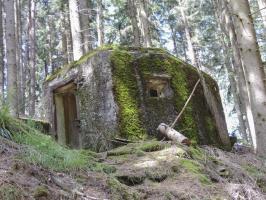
[0,108,114,172]
[0,184,23,200]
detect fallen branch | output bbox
[170,79,200,128]
[157,123,191,145]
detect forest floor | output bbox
[1,134,266,200]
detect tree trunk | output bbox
[257,0,266,29]
[136,0,152,47]
[179,1,231,149]
[4,0,18,116]
[0,0,4,102]
[229,0,266,155]
[213,0,250,142]
[218,0,253,144]
[96,0,104,47]
[179,6,198,66]
[28,0,36,117]
[47,17,54,72]
[69,0,83,60]
[15,0,24,115]
[169,24,178,57]
[79,0,92,53]
[127,0,141,47]
[60,3,68,65]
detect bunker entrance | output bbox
[54,82,80,148]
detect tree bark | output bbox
[69,0,83,60]
[66,2,73,63]
[136,0,152,47]
[179,0,231,149]
[0,0,4,102]
[46,17,54,72]
[169,24,178,57]
[15,0,24,115]
[219,0,253,144]
[96,0,104,47]
[257,0,266,29]
[179,6,198,67]
[229,0,266,155]
[127,0,141,47]
[4,0,18,116]
[213,0,250,142]
[28,0,36,117]
[79,0,92,53]
[61,17,68,65]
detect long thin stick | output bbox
[170,79,201,128]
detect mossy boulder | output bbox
[42,46,230,151]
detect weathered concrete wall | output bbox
[77,51,118,151]
[42,51,118,151]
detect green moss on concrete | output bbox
[111,49,146,140]
[137,54,198,141]
[45,45,117,82]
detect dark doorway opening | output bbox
[54,82,80,148]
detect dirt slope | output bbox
[1,138,266,200]
[0,138,109,200]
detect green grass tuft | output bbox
[0,184,23,200]
[188,146,205,160]
[180,159,212,185]
[0,108,114,172]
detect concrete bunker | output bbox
[53,82,80,148]
[42,47,231,151]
